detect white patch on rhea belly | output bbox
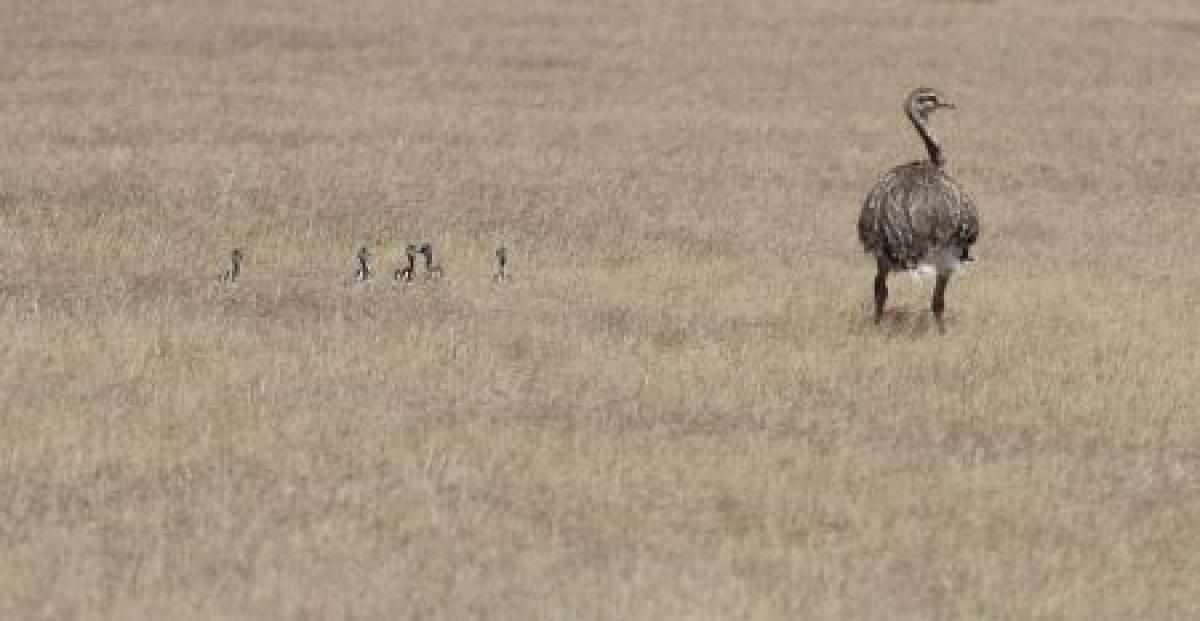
[908,245,967,283]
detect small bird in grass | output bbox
[494,246,510,282]
[417,242,443,280]
[353,245,372,282]
[394,244,418,282]
[219,248,243,284]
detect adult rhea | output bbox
[857,87,980,333]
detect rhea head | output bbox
[905,87,955,122]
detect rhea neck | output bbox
[907,107,945,168]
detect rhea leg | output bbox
[873,256,889,324]
[932,271,951,334]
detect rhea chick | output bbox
[417,242,443,280]
[394,244,418,282]
[354,245,372,282]
[219,248,243,284]
[494,246,509,282]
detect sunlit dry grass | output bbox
[2,0,1200,618]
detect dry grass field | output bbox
[2,0,1200,618]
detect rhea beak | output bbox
[938,101,957,110]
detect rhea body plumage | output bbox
[857,87,979,332]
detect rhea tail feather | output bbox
[905,245,971,283]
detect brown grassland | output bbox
[2,0,1200,618]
